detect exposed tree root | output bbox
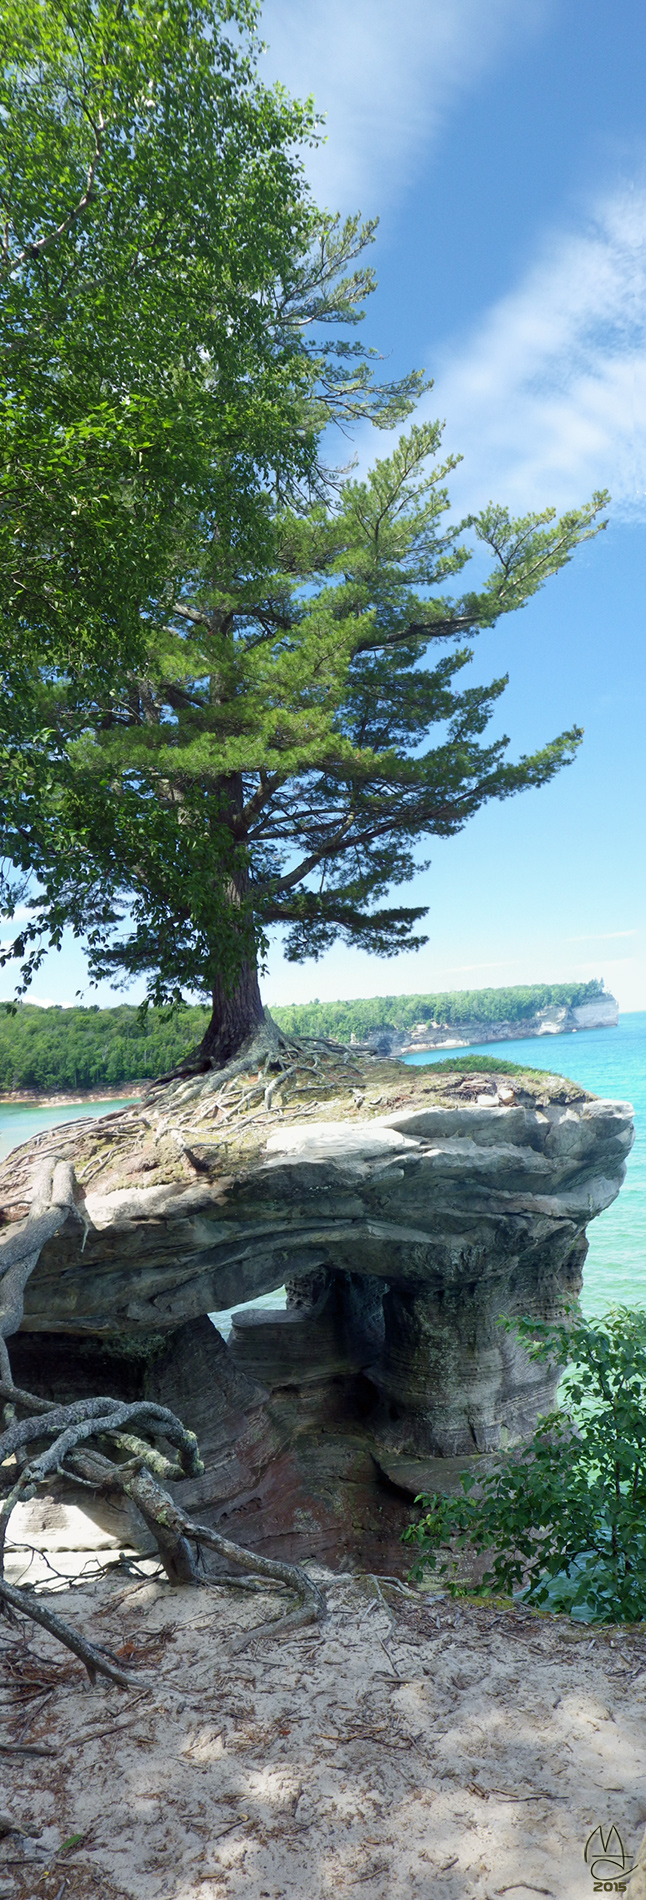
[0,1577,140,1688]
[0,1041,329,1682]
[156,1505,326,1647]
[0,1158,80,1388]
[0,1378,326,1677]
[142,1007,354,1104]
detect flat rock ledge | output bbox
[0,1053,634,1568]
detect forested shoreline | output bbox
[0,981,605,1094]
[272,979,605,1042]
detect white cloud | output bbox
[259,0,548,210]
[566,931,638,942]
[420,184,646,515]
[25,996,66,1009]
[0,906,34,925]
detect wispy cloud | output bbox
[566,930,638,942]
[259,0,548,211]
[421,184,646,515]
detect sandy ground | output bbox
[1,1558,645,1900]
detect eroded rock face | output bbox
[0,1061,634,1563]
[376,991,620,1055]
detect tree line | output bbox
[0,1004,210,1093]
[271,979,604,1040]
[0,982,604,1092]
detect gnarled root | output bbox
[0,1152,325,1674]
[0,1576,140,1688]
[142,1007,350,1106]
[0,1379,326,1682]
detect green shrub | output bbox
[418,1055,562,1078]
[403,1308,646,1624]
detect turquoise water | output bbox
[1,1017,643,1318]
[0,1098,138,1166]
[403,1011,646,1314]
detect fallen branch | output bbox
[0,1741,57,1756]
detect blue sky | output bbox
[3,0,645,1013]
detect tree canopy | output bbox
[0,0,608,1066]
[1,0,418,677]
[1,420,606,1060]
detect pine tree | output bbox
[1,424,606,1063]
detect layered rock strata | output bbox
[0,1057,634,1566]
[368,991,619,1055]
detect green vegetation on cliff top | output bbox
[271,979,604,1041]
[0,981,604,1094]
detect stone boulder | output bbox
[0,1054,634,1566]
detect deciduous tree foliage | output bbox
[405,1308,646,1625]
[1,0,415,673]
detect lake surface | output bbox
[0,1097,138,1166]
[403,1010,646,1315]
[1,1014,643,1321]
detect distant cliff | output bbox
[0,982,617,1097]
[272,981,618,1055]
[390,992,619,1056]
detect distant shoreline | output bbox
[0,1010,621,1107]
[0,984,617,1102]
[0,1083,144,1109]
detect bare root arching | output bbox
[0,1152,325,1684]
[142,1004,354,1094]
[0,1377,325,1681]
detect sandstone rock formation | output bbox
[373,990,619,1055]
[0,1053,634,1566]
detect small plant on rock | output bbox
[403,1306,646,1624]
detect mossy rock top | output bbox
[0,1045,594,1206]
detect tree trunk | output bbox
[196,773,267,1068]
[199,952,266,1068]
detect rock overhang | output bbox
[0,1055,637,1546]
[0,1079,630,1337]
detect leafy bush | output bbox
[419,1055,561,1078]
[403,1308,646,1624]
